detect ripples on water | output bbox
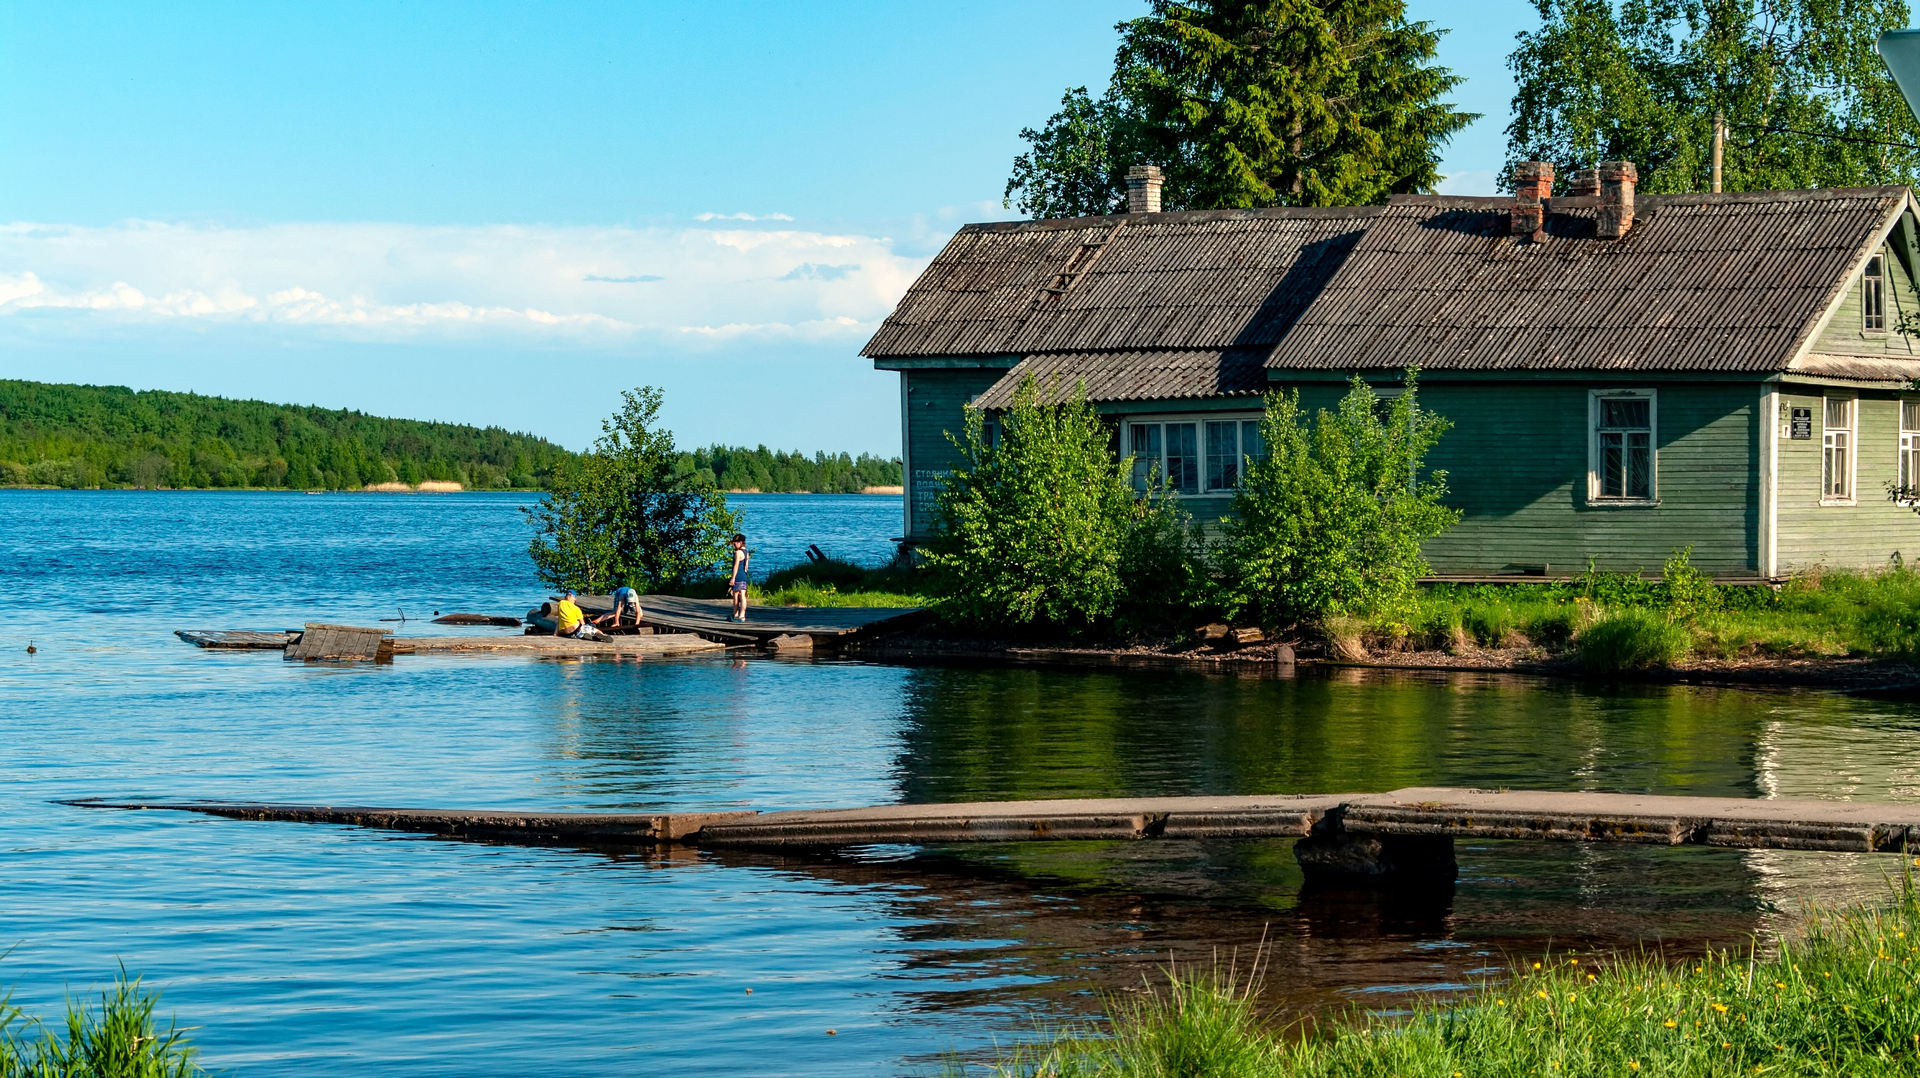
[3,490,1919,1075]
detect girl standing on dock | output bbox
[728,534,750,623]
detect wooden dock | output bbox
[388,633,724,657]
[178,627,725,659]
[572,593,925,646]
[68,787,1920,881]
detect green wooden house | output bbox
[865,163,1920,579]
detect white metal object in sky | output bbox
[1878,30,1920,122]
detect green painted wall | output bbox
[1774,387,1920,570]
[1813,252,1920,357]
[902,368,1007,540]
[1277,379,1763,575]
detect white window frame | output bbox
[1822,395,1857,505]
[1122,412,1265,496]
[1587,389,1658,506]
[1899,399,1920,504]
[1864,248,1889,333]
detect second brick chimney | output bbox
[1126,165,1163,214]
[1510,161,1553,240]
[1596,161,1637,239]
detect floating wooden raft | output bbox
[175,630,296,650]
[285,623,394,662]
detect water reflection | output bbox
[549,660,1919,1036]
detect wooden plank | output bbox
[64,787,1920,855]
[285,623,390,662]
[387,633,724,657]
[175,630,294,650]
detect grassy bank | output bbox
[976,882,1920,1077]
[1338,558,1920,671]
[667,556,928,608]
[1,973,203,1077]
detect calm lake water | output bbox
[3,489,1919,1075]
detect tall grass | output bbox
[0,972,203,1078]
[667,556,928,608]
[976,881,1920,1078]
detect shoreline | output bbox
[844,626,1920,694]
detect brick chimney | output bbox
[1596,161,1637,239]
[1510,161,1553,240]
[1126,165,1163,214]
[1567,169,1600,197]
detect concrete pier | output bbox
[70,787,1920,883]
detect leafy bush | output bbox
[1220,369,1459,627]
[923,376,1190,628]
[523,387,739,593]
[1660,547,1720,620]
[1577,607,1692,670]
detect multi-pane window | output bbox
[1900,400,1920,499]
[1130,416,1263,495]
[1593,393,1653,500]
[1129,423,1162,492]
[1823,397,1855,501]
[1865,252,1888,332]
[1204,419,1265,490]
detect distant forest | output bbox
[0,380,902,493]
[680,445,901,494]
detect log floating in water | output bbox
[431,613,523,626]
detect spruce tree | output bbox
[1004,0,1476,217]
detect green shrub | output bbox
[523,387,739,594]
[1220,369,1459,628]
[923,376,1189,628]
[1577,607,1691,670]
[1661,547,1720,620]
[1518,603,1581,647]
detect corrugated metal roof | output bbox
[862,208,1381,359]
[972,349,1268,410]
[1792,353,1920,383]
[1265,188,1910,373]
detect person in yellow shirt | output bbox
[552,591,586,637]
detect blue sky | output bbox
[0,0,1534,454]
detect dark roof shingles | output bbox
[1267,188,1906,373]
[862,209,1379,359]
[972,349,1269,410]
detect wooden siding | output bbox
[903,368,1007,540]
[1813,250,1920,357]
[1278,381,1762,574]
[1774,388,1920,571]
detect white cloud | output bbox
[0,219,930,349]
[1438,170,1500,196]
[693,211,797,222]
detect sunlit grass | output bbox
[971,881,1920,1077]
[666,555,928,608]
[1,971,203,1078]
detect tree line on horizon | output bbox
[0,380,901,493]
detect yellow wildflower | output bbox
[1713,1003,1728,1013]
[1665,1020,1679,1028]
[1538,990,1550,1000]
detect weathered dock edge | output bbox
[65,788,1920,883]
